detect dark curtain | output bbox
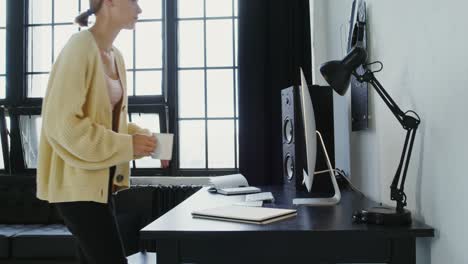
[238,0,312,186]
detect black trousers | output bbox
[54,166,128,264]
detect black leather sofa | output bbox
[0,176,200,264]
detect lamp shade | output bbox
[320,46,368,96]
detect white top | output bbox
[105,74,123,109]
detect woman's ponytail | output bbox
[75,9,94,27]
[74,0,104,27]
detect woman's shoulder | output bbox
[59,30,95,59]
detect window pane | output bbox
[206,0,232,17]
[54,0,78,23]
[29,0,52,24]
[235,69,238,117]
[235,19,238,66]
[236,119,238,168]
[138,0,162,19]
[206,20,233,67]
[207,69,234,118]
[0,0,5,27]
[28,74,49,98]
[135,70,162,96]
[179,121,205,168]
[114,29,134,69]
[234,0,238,17]
[80,1,88,13]
[0,76,5,99]
[131,113,162,168]
[178,21,204,68]
[178,70,205,118]
[130,113,161,136]
[0,29,5,74]
[178,0,203,18]
[20,115,42,169]
[208,120,235,168]
[54,25,78,62]
[28,26,52,72]
[135,22,162,69]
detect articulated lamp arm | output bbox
[353,70,420,212]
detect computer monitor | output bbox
[298,68,317,192]
[292,68,341,206]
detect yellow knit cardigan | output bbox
[37,30,148,204]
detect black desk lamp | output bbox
[320,46,420,225]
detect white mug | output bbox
[151,133,174,160]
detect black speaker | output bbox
[281,86,304,189]
[281,85,336,194]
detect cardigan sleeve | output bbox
[42,37,134,170]
[128,122,151,136]
[128,122,152,160]
[114,47,152,160]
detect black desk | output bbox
[140,185,434,264]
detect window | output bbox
[128,105,167,169]
[115,0,163,96]
[177,0,239,171]
[27,0,81,98]
[2,0,238,176]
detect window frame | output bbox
[171,0,239,174]
[1,0,239,177]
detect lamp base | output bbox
[353,206,412,226]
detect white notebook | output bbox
[209,174,249,189]
[192,205,297,225]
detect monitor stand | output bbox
[293,131,341,206]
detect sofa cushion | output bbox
[11,224,75,259]
[0,224,43,258]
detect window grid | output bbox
[203,0,208,169]
[126,19,164,97]
[231,0,238,169]
[26,0,82,98]
[127,104,169,173]
[176,0,238,170]
[2,0,239,175]
[26,3,165,98]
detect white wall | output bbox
[312,0,468,263]
[311,0,352,178]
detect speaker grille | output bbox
[283,118,293,144]
[284,154,294,181]
[281,86,302,189]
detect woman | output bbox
[36,0,166,263]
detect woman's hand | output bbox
[132,134,156,156]
[161,160,170,168]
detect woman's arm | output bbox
[128,122,151,136]
[128,122,151,159]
